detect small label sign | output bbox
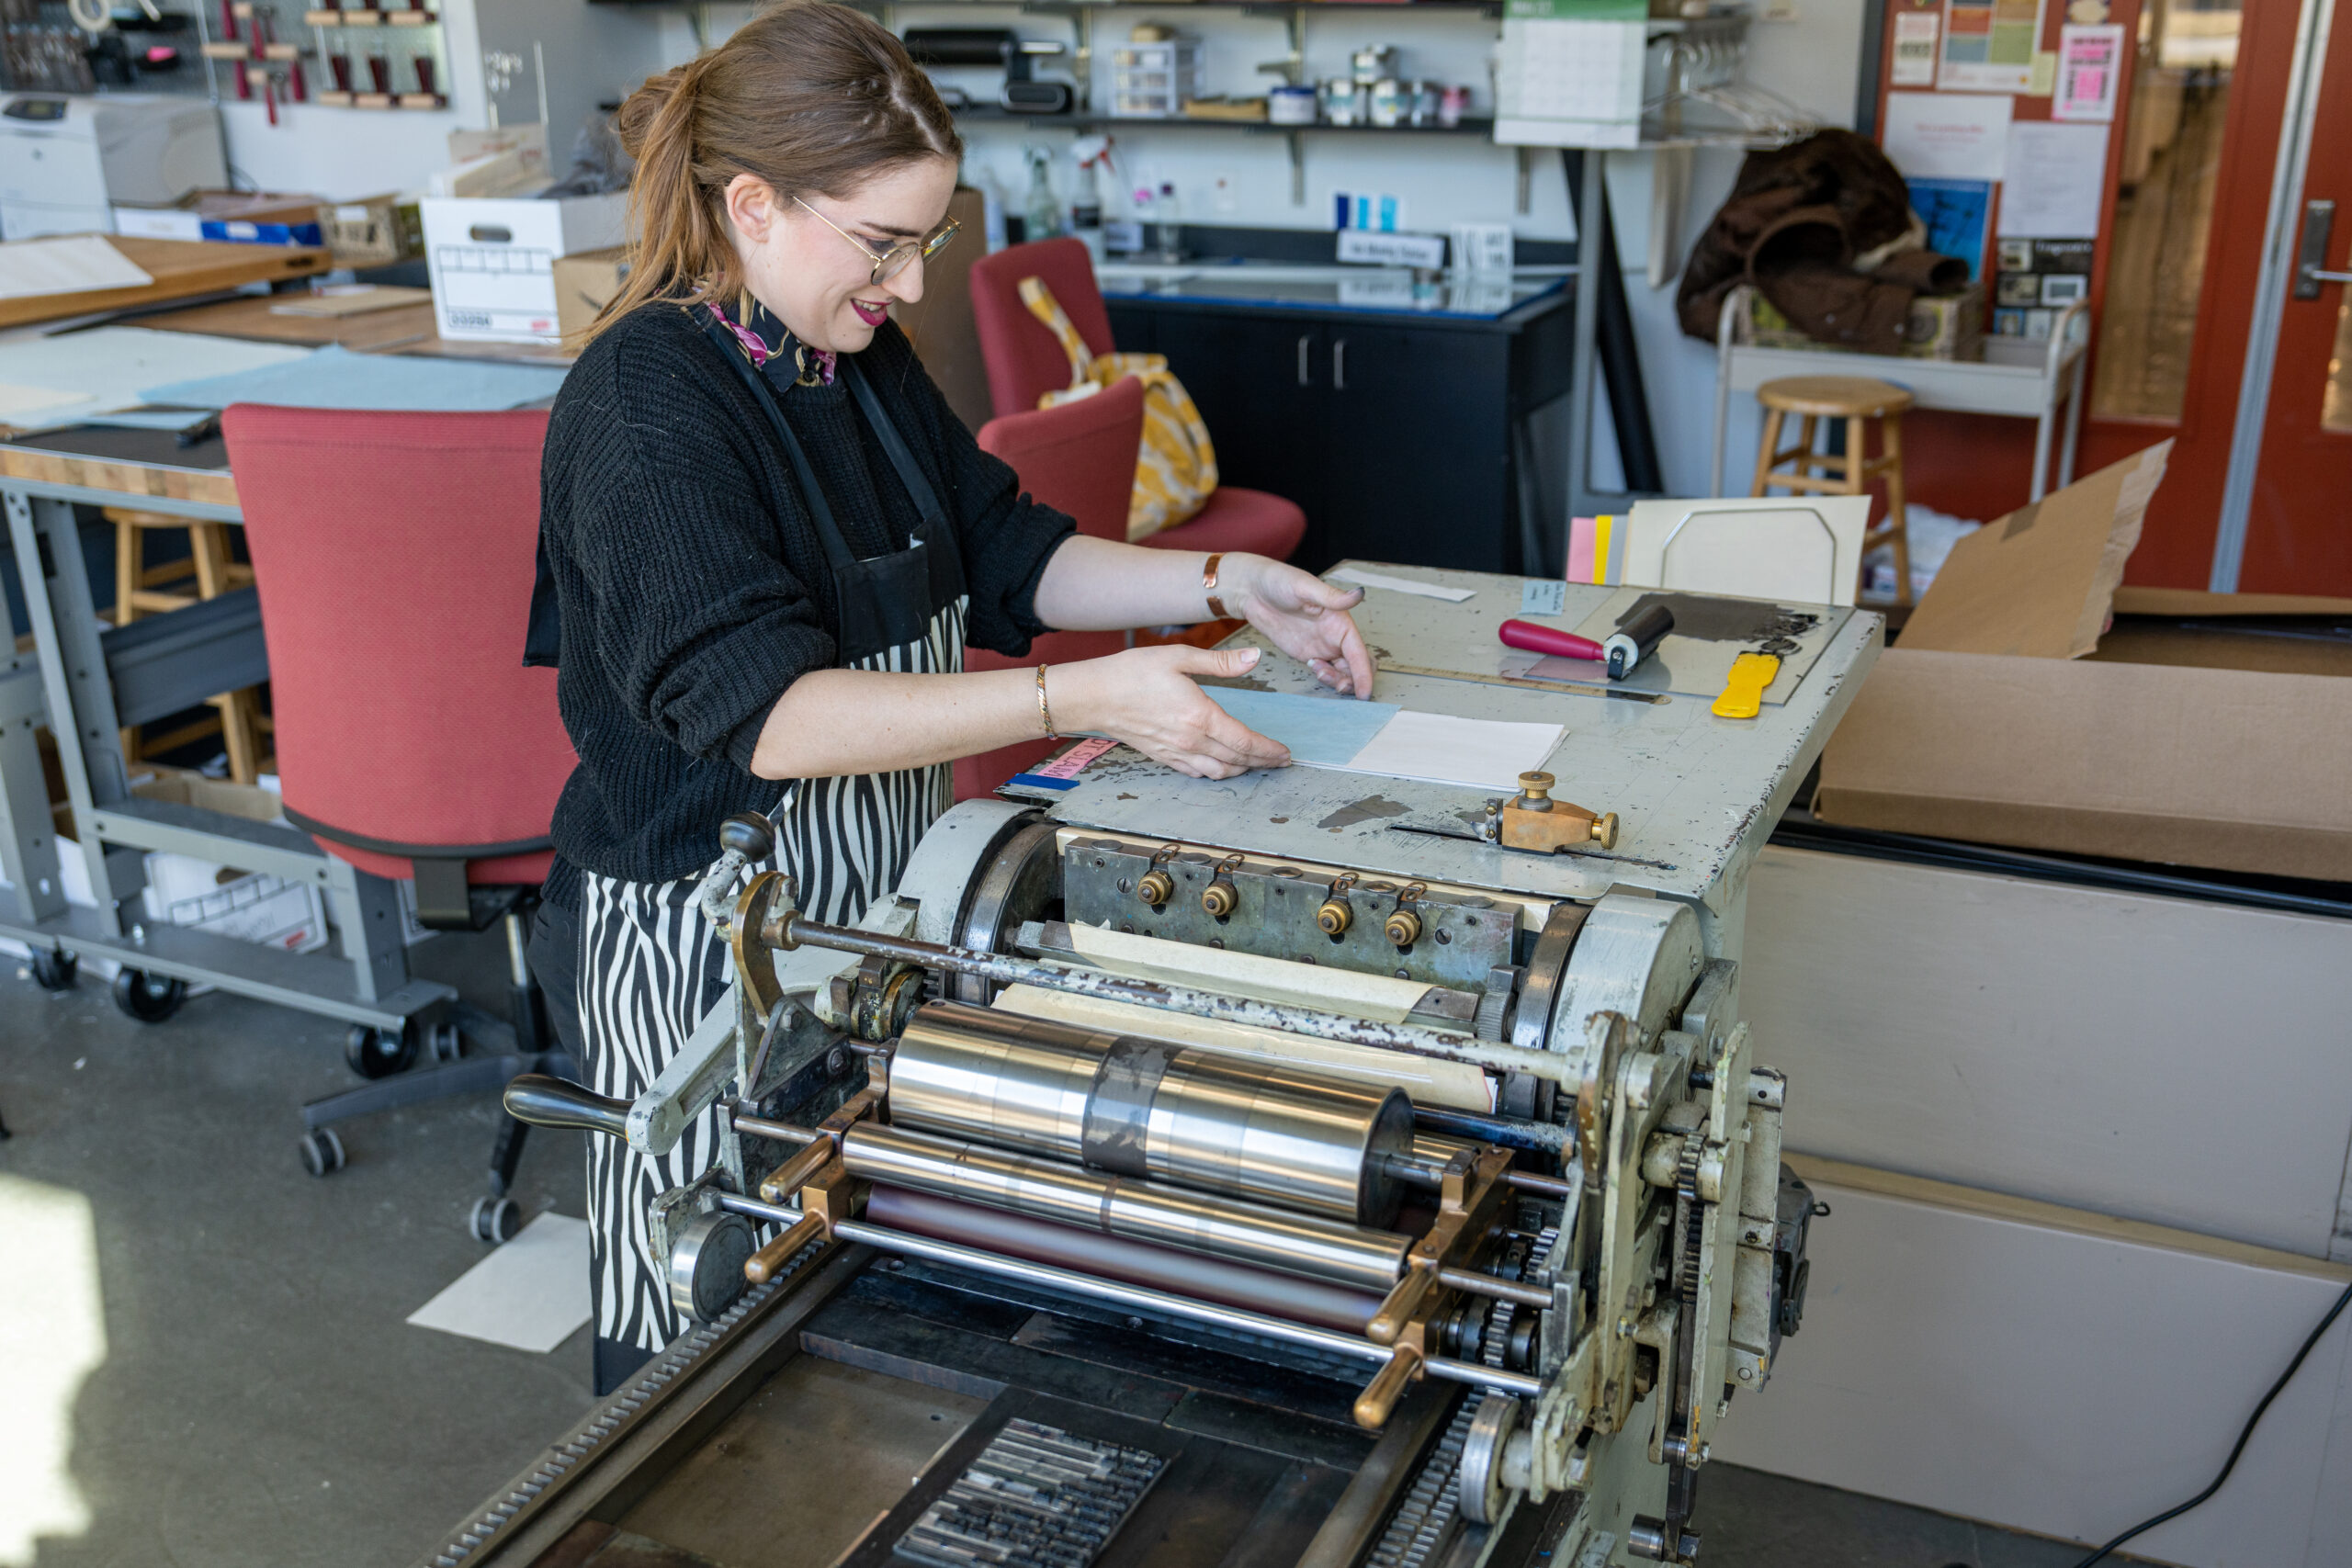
[1521,579,1566,615]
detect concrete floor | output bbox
[0,931,2128,1568]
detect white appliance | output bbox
[0,93,226,240]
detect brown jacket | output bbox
[1677,130,1969,353]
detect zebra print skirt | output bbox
[576,596,967,1365]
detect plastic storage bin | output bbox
[1113,40,1204,118]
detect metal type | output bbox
[818,1209,1544,1401]
[764,912,1584,1087]
[888,1001,1416,1224]
[840,1122,1412,1292]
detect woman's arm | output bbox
[748,643,1291,781]
[1034,539,1376,697]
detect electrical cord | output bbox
[2064,1277,2352,1567]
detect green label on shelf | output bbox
[1504,0,1647,18]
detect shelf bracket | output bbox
[1516,145,1535,216]
[1289,129,1305,205]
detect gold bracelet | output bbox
[1202,552,1229,621]
[1036,663,1057,739]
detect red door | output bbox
[2234,10,2352,593]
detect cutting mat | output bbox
[0,236,331,330]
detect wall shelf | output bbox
[954,107,1495,137]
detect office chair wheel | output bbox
[428,1021,464,1064]
[471,1196,521,1245]
[345,1022,418,1079]
[113,968,187,1023]
[29,949,77,991]
[300,1128,346,1178]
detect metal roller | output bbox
[841,1122,1411,1292]
[889,1001,1418,1224]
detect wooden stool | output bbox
[107,508,269,784]
[1750,376,1915,605]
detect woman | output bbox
[526,1,1375,1393]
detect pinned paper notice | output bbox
[1883,91,2012,181]
[1997,122,2110,238]
[1328,567,1476,603]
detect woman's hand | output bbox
[1053,645,1291,779]
[1224,556,1377,697]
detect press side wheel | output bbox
[113,968,187,1022]
[300,1128,345,1178]
[471,1196,521,1244]
[345,1022,418,1079]
[29,948,78,990]
[428,1022,464,1064]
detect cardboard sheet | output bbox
[141,343,572,412]
[405,1213,592,1354]
[1204,687,1399,766]
[1897,442,2171,658]
[0,327,312,430]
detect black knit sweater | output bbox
[532,301,1075,908]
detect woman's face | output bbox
[724,155,959,355]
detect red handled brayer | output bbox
[1498,619,1605,662]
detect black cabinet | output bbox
[1105,289,1573,575]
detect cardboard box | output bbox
[1815,442,2352,881]
[1746,285,1984,361]
[552,245,629,348]
[114,190,327,248]
[420,191,629,343]
[319,193,424,269]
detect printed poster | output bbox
[1893,11,1940,86]
[1883,90,2013,181]
[2053,23,2125,120]
[1996,121,2111,238]
[1939,0,2049,94]
[1905,178,1994,279]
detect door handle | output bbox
[1333,338,1348,390]
[2294,199,2352,299]
[1297,333,1312,386]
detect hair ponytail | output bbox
[584,1,961,346]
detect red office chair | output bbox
[222,403,578,1242]
[956,377,1143,800]
[969,237,1307,562]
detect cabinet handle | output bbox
[1333,338,1348,390]
[1297,333,1312,387]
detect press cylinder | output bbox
[888,1002,1418,1225]
[841,1122,1412,1292]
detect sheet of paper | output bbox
[405,1213,591,1354]
[0,327,312,430]
[1996,122,2111,238]
[1939,0,2047,94]
[1204,687,1399,766]
[142,343,572,412]
[2053,24,2125,122]
[1883,91,2012,180]
[1892,10,1940,85]
[1328,567,1476,603]
[0,235,153,302]
[1521,580,1566,615]
[1339,709,1563,793]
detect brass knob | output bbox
[1317,897,1352,935]
[1137,868,1173,908]
[1590,812,1620,851]
[1384,906,1423,947]
[1202,875,1238,918]
[1515,771,1555,812]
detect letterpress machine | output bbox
[429,567,1880,1568]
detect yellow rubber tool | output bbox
[1712,652,1781,719]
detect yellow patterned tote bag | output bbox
[1018,276,1218,540]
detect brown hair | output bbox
[589,1,961,343]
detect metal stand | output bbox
[1558,148,1668,569]
[1,478,452,1032]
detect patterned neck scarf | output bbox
[709,291,836,387]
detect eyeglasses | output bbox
[796,196,959,286]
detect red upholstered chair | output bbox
[956,377,1143,800]
[222,404,578,1241]
[968,237,1307,563]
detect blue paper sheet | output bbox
[140,344,571,413]
[1203,686,1397,767]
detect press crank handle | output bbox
[503,1075,630,1139]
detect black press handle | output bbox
[503,1074,630,1138]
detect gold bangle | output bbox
[1036,663,1057,739]
[1202,552,1229,621]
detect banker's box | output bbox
[421,192,628,344]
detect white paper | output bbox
[0,235,153,302]
[2053,23,2125,121]
[0,327,312,430]
[1892,11,1940,85]
[1337,709,1563,793]
[406,1213,592,1354]
[1883,92,2013,180]
[1996,121,2110,238]
[1328,567,1476,603]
